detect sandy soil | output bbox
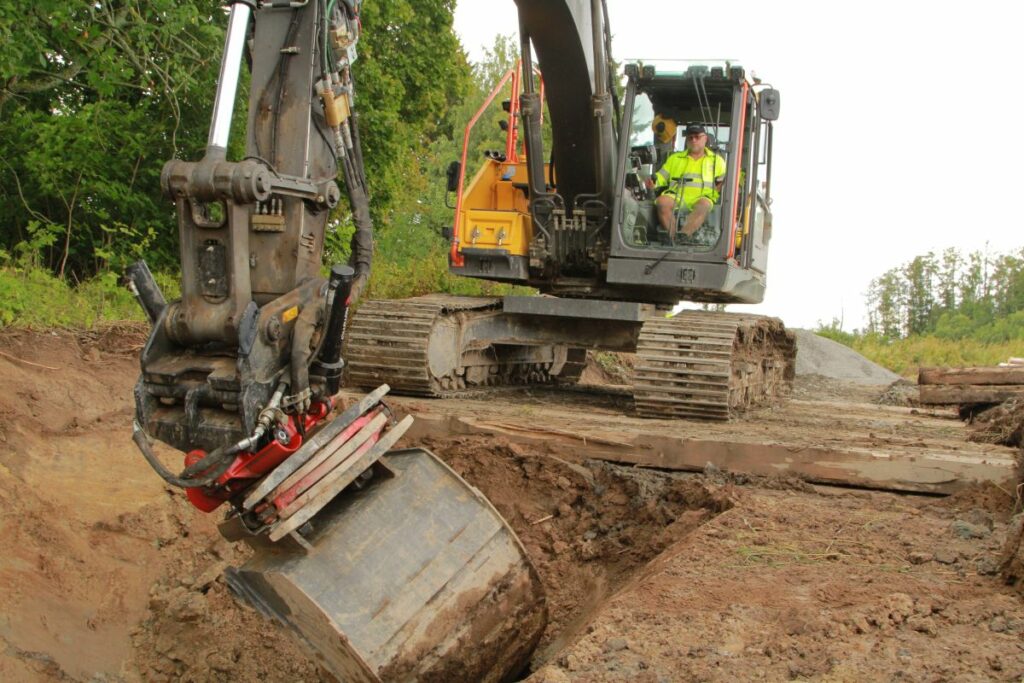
[0,328,1022,682]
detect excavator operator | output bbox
[652,124,726,245]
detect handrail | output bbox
[448,62,547,267]
[726,81,749,261]
[504,63,522,163]
[449,66,516,267]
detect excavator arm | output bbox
[126,2,546,680]
[129,0,373,455]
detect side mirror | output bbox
[445,160,461,193]
[760,89,780,121]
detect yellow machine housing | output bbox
[455,159,550,258]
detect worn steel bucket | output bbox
[225,447,546,682]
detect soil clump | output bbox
[971,397,1024,447]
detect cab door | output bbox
[748,120,773,274]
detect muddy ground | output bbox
[0,327,1022,682]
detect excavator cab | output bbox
[447,50,780,308]
[609,61,781,304]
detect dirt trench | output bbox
[0,327,731,681]
[128,435,732,681]
[419,436,733,665]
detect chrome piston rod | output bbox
[206,2,253,158]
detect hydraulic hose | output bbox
[132,422,240,488]
[132,382,288,488]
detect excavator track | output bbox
[345,295,584,396]
[632,311,796,420]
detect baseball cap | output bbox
[683,124,706,136]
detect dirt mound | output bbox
[579,351,633,386]
[792,329,901,385]
[1000,513,1024,595]
[971,398,1024,447]
[128,497,323,682]
[876,378,920,406]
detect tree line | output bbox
[865,247,1024,342]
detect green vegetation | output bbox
[843,336,1021,377]
[0,0,476,279]
[865,247,1024,341]
[0,265,181,328]
[0,0,229,278]
[817,247,1024,375]
[0,3,534,329]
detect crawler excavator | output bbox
[347,0,796,420]
[126,1,544,680]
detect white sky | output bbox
[453,0,1024,330]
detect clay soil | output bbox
[1,328,1022,682]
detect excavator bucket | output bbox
[225,447,547,682]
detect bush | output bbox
[0,266,179,329]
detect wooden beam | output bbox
[919,384,1024,405]
[919,366,1024,386]
[405,414,1017,496]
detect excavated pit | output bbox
[126,433,732,681]
[418,436,734,668]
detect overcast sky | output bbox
[453,0,1024,329]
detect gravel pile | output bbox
[792,329,901,385]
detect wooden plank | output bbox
[268,411,389,509]
[404,415,1017,496]
[242,385,389,510]
[268,415,414,542]
[919,366,1024,386]
[919,384,1024,405]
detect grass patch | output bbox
[0,266,179,329]
[0,247,530,330]
[363,243,533,300]
[840,335,1023,377]
[0,266,138,327]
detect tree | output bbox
[902,253,936,336]
[0,1,227,278]
[865,245,1024,341]
[866,266,907,338]
[936,247,960,313]
[354,0,470,226]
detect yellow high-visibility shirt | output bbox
[653,150,726,209]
